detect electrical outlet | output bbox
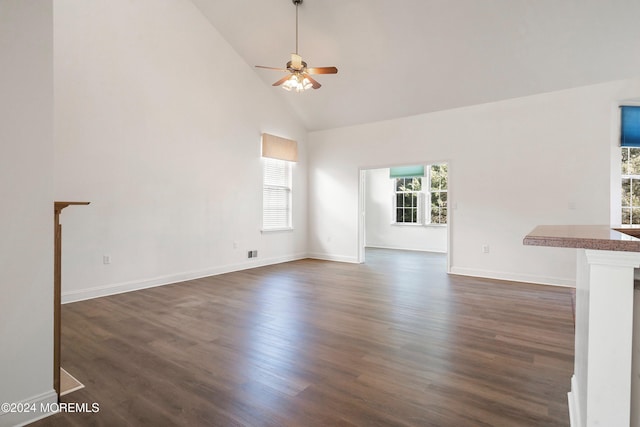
[252,250,258,258]
[103,255,111,264]
[247,251,253,259]
[482,245,490,254]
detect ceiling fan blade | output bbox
[256,65,289,72]
[306,66,338,75]
[303,73,321,89]
[272,74,293,87]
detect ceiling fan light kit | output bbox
[255,0,337,93]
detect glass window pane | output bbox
[395,178,403,192]
[440,164,448,190]
[431,207,439,223]
[431,192,447,208]
[396,208,403,223]
[404,193,416,208]
[633,208,640,224]
[411,177,422,192]
[430,164,448,191]
[623,148,630,175]
[623,208,631,224]
[630,148,640,175]
[430,165,440,190]
[623,178,631,207]
[396,194,403,208]
[632,179,640,206]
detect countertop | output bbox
[523,225,640,252]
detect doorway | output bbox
[358,163,451,272]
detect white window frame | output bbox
[392,176,423,225]
[391,164,448,226]
[621,147,640,225]
[427,163,448,225]
[262,157,293,231]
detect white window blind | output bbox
[263,157,292,230]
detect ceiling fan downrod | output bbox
[293,0,302,54]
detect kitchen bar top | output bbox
[523,225,640,252]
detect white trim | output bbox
[584,249,640,268]
[62,253,308,304]
[449,266,575,287]
[0,389,57,427]
[307,252,360,264]
[365,244,447,254]
[568,375,581,427]
[358,169,366,263]
[392,175,423,225]
[60,368,84,397]
[261,227,294,233]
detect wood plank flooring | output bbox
[33,249,574,426]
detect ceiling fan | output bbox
[255,0,338,92]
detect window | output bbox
[394,177,422,223]
[391,163,448,225]
[429,164,448,224]
[263,157,292,230]
[621,147,640,224]
[621,106,640,225]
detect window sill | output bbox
[261,227,294,233]
[423,223,447,228]
[391,223,447,228]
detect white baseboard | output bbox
[307,253,359,264]
[567,375,581,427]
[62,255,575,303]
[0,389,57,427]
[449,266,575,287]
[62,253,308,304]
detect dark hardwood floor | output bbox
[33,249,574,426]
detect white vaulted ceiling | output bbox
[190,0,640,131]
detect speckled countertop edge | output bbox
[523,225,640,252]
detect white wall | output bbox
[364,168,447,253]
[54,0,308,302]
[0,1,58,425]
[309,78,640,285]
